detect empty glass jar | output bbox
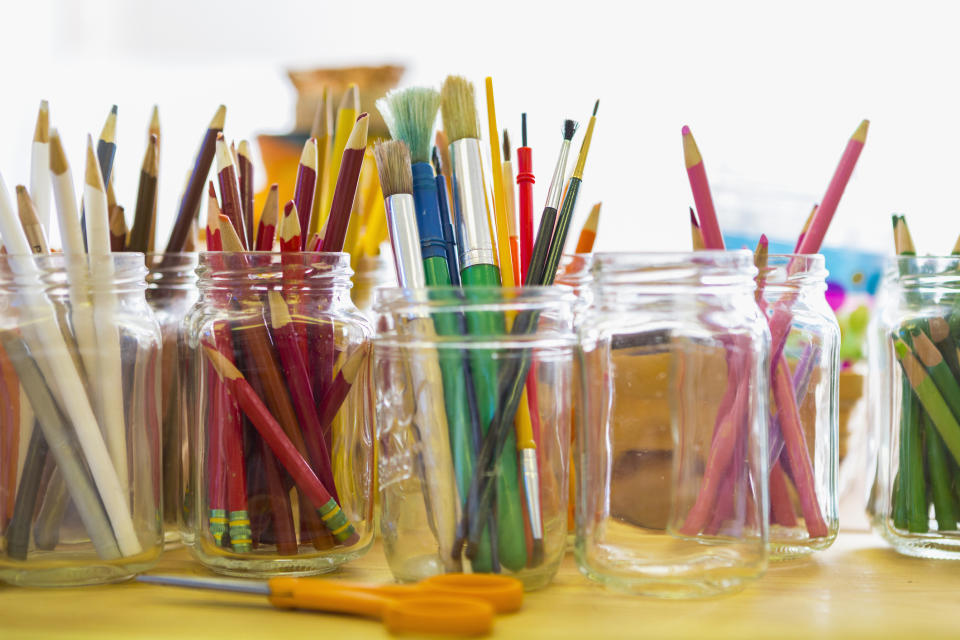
[576,251,769,597]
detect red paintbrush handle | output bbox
[516,147,535,282]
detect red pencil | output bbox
[681,125,724,250]
[320,114,369,252]
[293,138,318,249]
[216,133,249,249]
[237,140,255,247]
[267,292,338,500]
[205,182,222,251]
[279,201,302,253]
[316,345,369,439]
[203,343,358,545]
[307,232,322,252]
[254,184,279,252]
[796,120,869,255]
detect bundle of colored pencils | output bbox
[885,216,960,534]
[0,102,149,561]
[373,76,598,572]
[196,105,373,554]
[680,120,869,540]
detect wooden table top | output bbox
[1,529,957,639]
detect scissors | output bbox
[138,572,523,636]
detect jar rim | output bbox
[592,249,756,269]
[373,285,577,314]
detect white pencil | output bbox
[0,170,140,556]
[82,135,129,496]
[49,131,99,401]
[30,101,51,234]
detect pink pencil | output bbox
[795,120,869,255]
[682,126,724,250]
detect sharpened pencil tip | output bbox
[100,107,118,144]
[210,105,227,130]
[49,129,67,175]
[85,134,105,191]
[852,119,869,143]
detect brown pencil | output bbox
[128,134,158,253]
[237,140,254,246]
[164,105,226,253]
[320,113,369,252]
[109,204,127,252]
[216,134,249,248]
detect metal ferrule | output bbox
[545,139,572,210]
[449,138,496,269]
[384,194,426,289]
[521,448,544,541]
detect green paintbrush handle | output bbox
[460,263,526,571]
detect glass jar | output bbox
[352,253,397,321]
[576,251,769,597]
[144,253,198,542]
[556,254,594,538]
[869,256,960,558]
[761,255,840,558]
[373,286,577,590]
[0,253,162,586]
[182,252,374,576]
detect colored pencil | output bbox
[690,207,705,251]
[237,140,255,246]
[16,186,49,254]
[796,120,869,255]
[293,138,319,249]
[279,201,302,254]
[216,133,249,249]
[165,105,226,253]
[320,84,359,233]
[574,202,601,254]
[320,113,368,252]
[681,125,723,249]
[128,134,159,253]
[30,100,51,233]
[203,343,358,545]
[83,136,130,495]
[793,204,818,253]
[109,204,127,252]
[308,87,333,239]
[255,184,279,251]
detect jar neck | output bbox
[0,253,148,297]
[145,253,198,290]
[888,256,960,296]
[556,254,594,288]
[197,251,354,304]
[760,254,828,297]
[590,251,757,301]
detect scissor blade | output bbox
[138,574,271,596]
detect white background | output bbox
[0,0,957,254]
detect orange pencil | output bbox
[574,202,601,254]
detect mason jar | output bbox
[182,251,374,576]
[761,255,840,558]
[0,253,163,586]
[352,253,397,321]
[144,252,198,542]
[869,256,960,558]
[373,286,577,590]
[576,251,770,597]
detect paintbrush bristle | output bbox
[377,87,441,165]
[562,119,578,141]
[440,76,480,142]
[373,140,413,198]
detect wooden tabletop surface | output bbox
[1,529,957,639]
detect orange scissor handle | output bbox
[360,573,523,613]
[267,578,494,636]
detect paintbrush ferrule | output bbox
[449,138,495,269]
[384,193,426,289]
[545,140,572,210]
[520,448,544,542]
[411,163,447,261]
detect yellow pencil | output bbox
[317,84,358,235]
[485,77,515,287]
